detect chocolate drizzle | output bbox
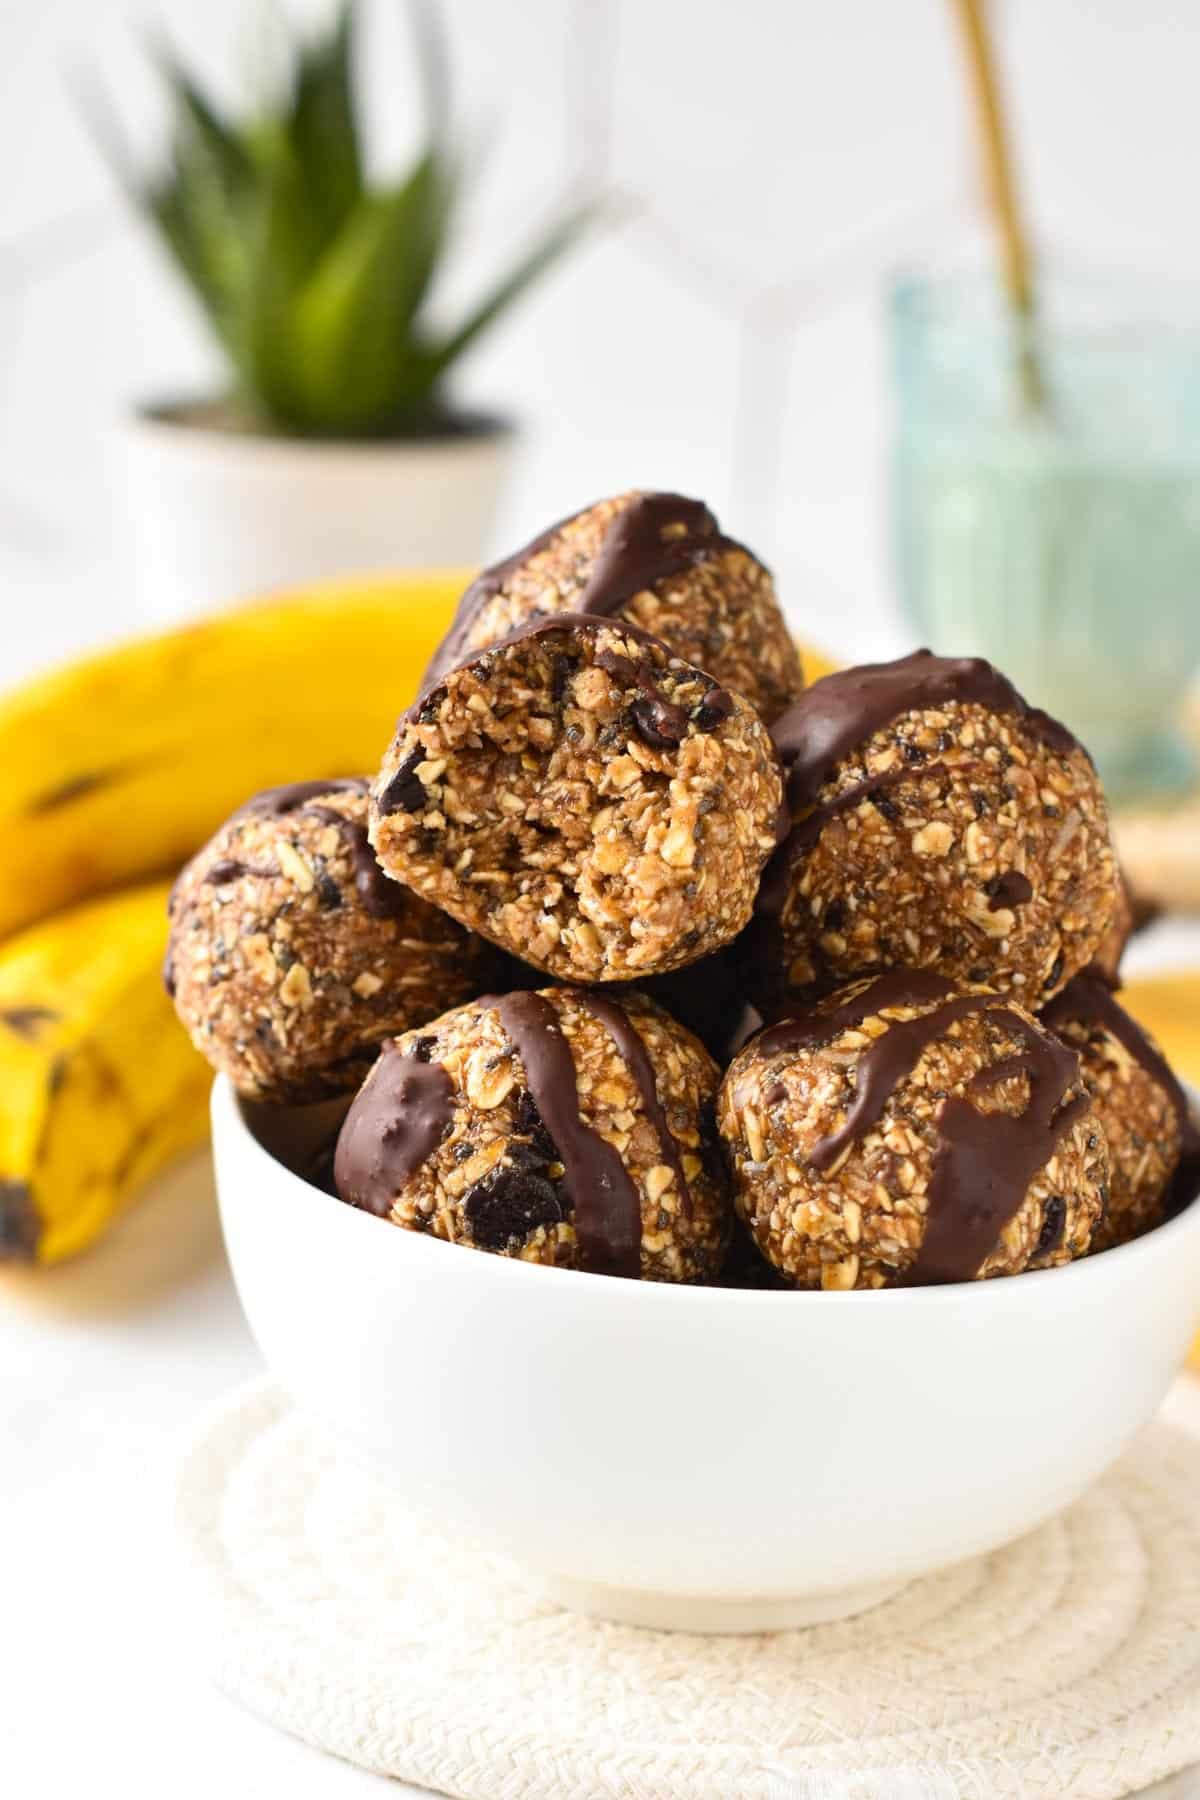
[224,779,402,919]
[235,778,368,819]
[580,993,693,1220]
[334,1042,453,1217]
[493,991,642,1278]
[755,969,1090,1284]
[770,649,1082,817]
[421,509,582,687]
[204,857,279,885]
[307,807,407,920]
[572,493,745,619]
[421,492,750,692]
[901,1017,1088,1286]
[1042,974,1200,1212]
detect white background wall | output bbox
[3,0,1199,683]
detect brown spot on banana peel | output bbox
[0,1006,60,1040]
[26,768,124,814]
[0,1181,39,1260]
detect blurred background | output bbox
[5,0,1199,679]
[9,9,1200,1791]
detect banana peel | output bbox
[0,881,210,1264]
[0,571,468,941]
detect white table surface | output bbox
[5,915,1200,1800]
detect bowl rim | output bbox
[213,1073,1200,1311]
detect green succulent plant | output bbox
[87,1,590,437]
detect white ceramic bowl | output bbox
[212,1075,1200,1633]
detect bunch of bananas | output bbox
[0,573,465,1264]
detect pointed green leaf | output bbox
[287,0,362,246]
[285,157,450,432]
[232,129,332,423]
[145,31,253,200]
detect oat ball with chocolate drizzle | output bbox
[422,491,804,725]
[166,780,497,1104]
[334,987,731,1281]
[717,970,1109,1289]
[1042,974,1200,1251]
[748,650,1118,1014]
[369,615,784,983]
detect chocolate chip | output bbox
[694,686,734,732]
[1046,953,1064,991]
[631,692,688,749]
[595,648,638,685]
[1034,1195,1066,1259]
[205,858,245,885]
[377,748,428,816]
[549,654,575,703]
[316,872,343,909]
[824,899,845,930]
[875,795,900,822]
[902,741,926,764]
[514,1089,557,1162]
[411,1035,437,1063]
[463,1166,564,1249]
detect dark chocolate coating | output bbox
[421,493,754,691]
[335,1044,453,1217]
[752,971,1090,1284]
[1042,974,1200,1215]
[770,650,1082,816]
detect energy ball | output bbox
[422,490,804,724]
[750,650,1118,1013]
[334,986,731,1281]
[717,968,1108,1289]
[370,615,783,983]
[1042,974,1200,1250]
[166,780,496,1104]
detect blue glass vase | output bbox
[892,273,1200,800]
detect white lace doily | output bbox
[176,1379,1200,1799]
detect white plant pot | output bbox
[114,404,515,624]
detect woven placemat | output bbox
[177,1380,1200,1800]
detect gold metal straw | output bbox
[949,0,1046,414]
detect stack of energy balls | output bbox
[167,490,1200,1289]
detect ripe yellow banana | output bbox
[0,571,466,941]
[0,881,211,1264]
